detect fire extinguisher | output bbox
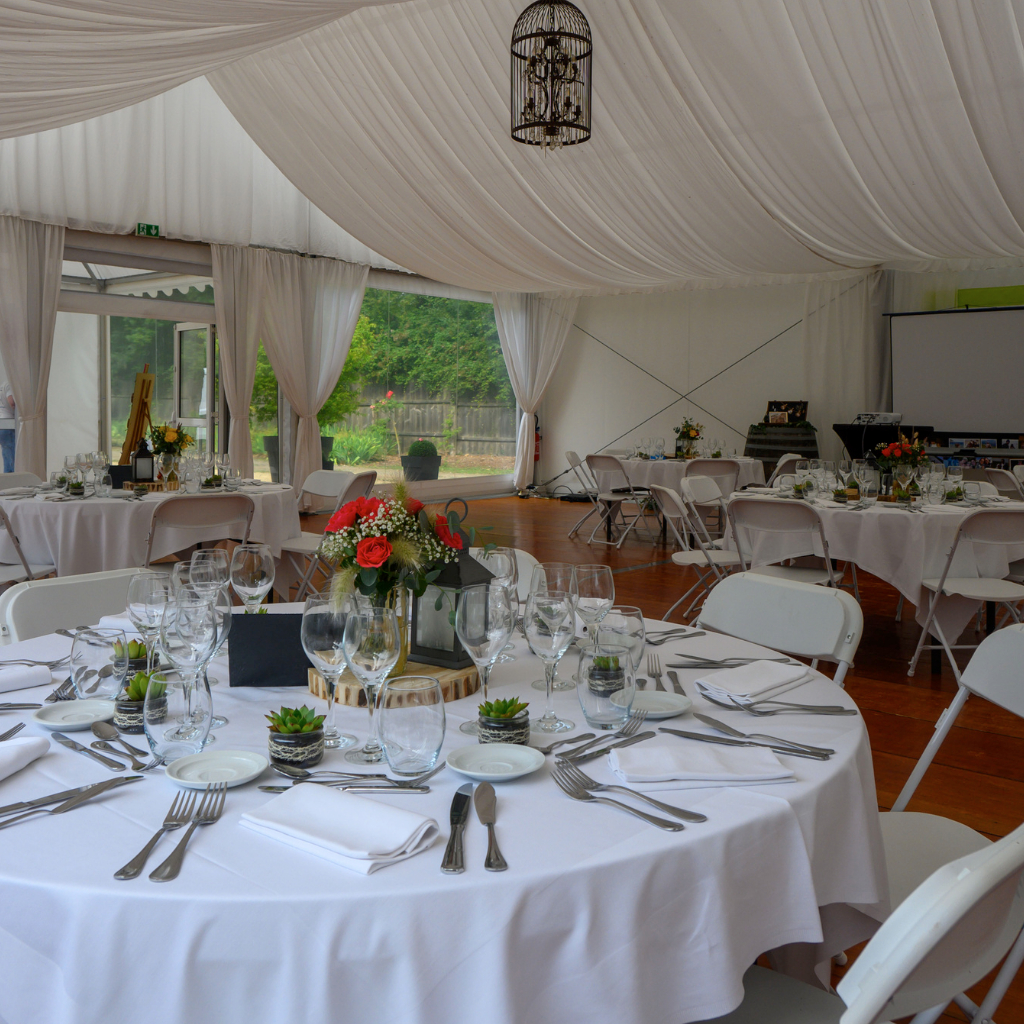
[534,413,541,462]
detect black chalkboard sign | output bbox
[227,613,312,687]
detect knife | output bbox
[693,713,835,756]
[659,727,831,760]
[0,774,144,816]
[257,785,431,794]
[474,782,507,872]
[561,730,656,765]
[0,776,142,829]
[51,732,126,771]
[666,670,686,696]
[0,703,43,710]
[440,783,473,873]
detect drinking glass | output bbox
[925,482,946,506]
[474,547,519,662]
[454,582,515,736]
[216,452,231,478]
[963,481,983,505]
[573,564,615,637]
[75,453,89,482]
[184,463,201,493]
[838,460,853,487]
[893,465,915,500]
[860,480,878,508]
[378,676,446,776]
[190,549,229,595]
[70,628,128,699]
[49,471,61,490]
[776,474,795,495]
[144,669,212,761]
[947,464,963,486]
[170,562,192,593]
[159,586,218,688]
[204,585,233,730]
[300,592,357,750]
[529,562,577,691]
[576,642,635,731]
[594,605,646,672]
[524,589,575,733]
[230,543,275,612]
[653,437,665,459]
[852,459,869,485]
[126,573,171,672]
[97,473,112,498]
[342,603,401,764]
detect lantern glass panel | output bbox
[415,585,457,653]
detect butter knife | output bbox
[0,777,137,829]
[51,731,126,771]
[561,730,656,765]
[0,774,143,816]
[473,782,507,871]
[441,783,473,873]
[666,670,686,696]
[659,727,831,760]
[692,713,835,756]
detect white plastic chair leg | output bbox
[961,924,1024,1023]
[895,593,905,622]
[567,506,597,539]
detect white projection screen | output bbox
[890,308,1024,434]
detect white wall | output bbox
[47,312,100,475]
[538,283,808,487]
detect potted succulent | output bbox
[477,697,530,745]
[67,479,85,497]
[133,484,148,498]
[114,671,166,734]
[202,474,223,489]
[114,638,148,675]
[266,705,326,768]
[587,654,625,697]
[401,438,442,481]
[831,487,848,504]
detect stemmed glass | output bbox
[524,589,575,733]
[594,605,646,673]
[204,585,233,732]
[342,602,401,764]
[300,593,357,750]
[573,564,614,639]
[230,543,275,612]
[454,582,515,735]
[126,573,172,672]
[190,549,229,594]
[893,464,915,502]
[474,546,519,662]
[529,562,578,691]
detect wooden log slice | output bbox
[309,662,480,707]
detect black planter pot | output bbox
[401,455,442,481]
[264,436,334,483]
[477,709,530,745]
[268,728,325,769]
[118,694,167,734]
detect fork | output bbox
[115,790,197,879]
[558,710,647,759]
[646,653,664,691]
[698,692,855,716]
[550,765,685,831]
[149,783,227,882]
[0,722,25,741]
[0,656,70,669]
[45,679,75,703]
[533,732,596,756]
[645,630,707,646]
[556,760,707,822]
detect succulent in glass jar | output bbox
[266,705,326,734]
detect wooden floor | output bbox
[305,494,1024,1021]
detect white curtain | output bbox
[260,251,368,489]
[212,244,269,478]
[0,216,63,477]
[801,271,887,463]
[493,292,579,491]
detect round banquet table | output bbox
[728,494,1024,639]
[0,485,300,577]
[0,619,887,1024]
[597,457,766,494]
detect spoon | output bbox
[92,722,149,767]
[272,763,389,781]
[90,739,149,770]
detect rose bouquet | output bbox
[150,424,195,456]
[873,434,929,471]
[673,416,703,457]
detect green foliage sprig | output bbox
[266,705,326,734]
[478,697,529,719]
[593,655,622,672]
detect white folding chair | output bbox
[728,496,838,587]
[908,508,1024,681]
[1014,465,1024,487]
[985,468,1024,500]
[584,454,657,548]
[565,451,602,539]
[0,472,44,490]
[695,572,861,685]
[765,453,806,487]
[339,470,376,504]
[684,459,740,536]
[0,505,55,589]
[143,494,255,568]
[697,817,1024,1024]
[296,469,354,514]
[650,484,741,621]
[0,567,158,644]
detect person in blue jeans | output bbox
[0,382,14,473]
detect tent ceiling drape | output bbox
[5,1,1024,293]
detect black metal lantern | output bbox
[131,437,154,482]
[511,1,592,149]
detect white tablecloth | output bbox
[0,486,300,576]
[0,623,886,1024]
[729,496,1024,638]
[598,457,766,494]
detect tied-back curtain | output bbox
[261,251,368,489]
[0,216,63,477]
[212,244,268,478]
[801,271,887,463]
[493,293,579,492]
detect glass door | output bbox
[174,323,218,454]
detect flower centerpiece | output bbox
[150,424,194,488]
[673,417,703,458]
[873,434,929,502]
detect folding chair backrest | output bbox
[0,506,32,577]
[0,568,158,643]
[585,454,629,490]
[566,451,599,497]
[978,480,1000,497]
[836,820,1024,1024]
[696,571,862,665]
[649,483,686,521]
[729,496,822,535]
[339,471,376,505]
[144,494,255,567]
[766,454,805,487]
[985,468,1024,499]
[0,472,43,489]
[960,624,1024,718]
[680,475,723,506]
[299,470,354,513]
[1015,465,1024,486]
[684,458,740,498]
[959,507,1024,545]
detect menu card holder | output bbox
[228,613,312,687]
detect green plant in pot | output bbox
[266,705,326,768]
[477,697,530,745]
[114,670,167,733]
[588,654,626,697]
[401,438,442,482]
[114,638,148,673]
[68,480,85,496]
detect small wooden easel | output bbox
[118,364,156,465]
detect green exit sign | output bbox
[136,222,160,237]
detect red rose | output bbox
[356,536,392,568]
[353,496,382,521]
[435,519,463,551]
[406,498,425,516]
[326,502,359,532]
[386,390,394,398]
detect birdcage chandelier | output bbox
[510,1,592,150]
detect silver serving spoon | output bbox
[92,722,150,769]
[271,763,388,781]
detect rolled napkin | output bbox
[96,614,140,637]
[610,739,794,789]
[695,660,810,706]
[0,664,52,694]
[240,784,439,874]
[0,736,50,783]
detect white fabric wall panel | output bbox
[47,312,100,474]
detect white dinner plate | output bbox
[165,749,270,788]
[625,691,692,719]
[32,700,115,730]
[446,743,545,782]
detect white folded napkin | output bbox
[695,660,810,706]
[0,664,52,693]
[0,736,49,783]
[610,739,794,789]
[240,784,439,874]
[96,614,141,637]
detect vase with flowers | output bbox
[150,424,195,488]
[874,434,929,503]
[673,417,703,459]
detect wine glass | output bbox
[300,592,357,750]
[70,628,128,699]
[947,464,963,486]
[573,564,614,639]
[893,464,915,501]
[204,585,233,731]
[524,589,575,733]
[190,549,229,595]
[230,543,275,612]
[529,563,578,691]
[126,573,171,672]
[342,602,401,764]
[594,605,646,673]
[454,582,514,735]
[170,562,192,593]
[474,546,518,662]
[838,460,853,487]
